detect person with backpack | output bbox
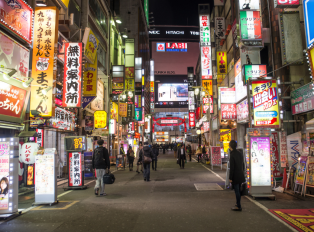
[152,144,159,171]
[92,140,110,196]
[173,143,177,158]
[127,146,135,171]
[140,141,154,181]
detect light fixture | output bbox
[116,19,122,24]
[196,129,201,135]
[122,94,126,99]
[128,91,133,98]
[41,86,52,95]
[194,88,200,95]
[3,73,10,80]
[201,91,205,97]
[23,77,34,88]
[36,0,47,6]
[2,69,17,80]
[122,34,128,38]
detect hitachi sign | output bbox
[166,31,184,34]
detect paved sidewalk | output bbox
[0,151,310,232]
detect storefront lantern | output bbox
[20,143,38,164]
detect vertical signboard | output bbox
[240,11,262,40]
[189,111,195,128]
[0,142,9,210]
[220,88,235,104]
[217,51,227,74]
[234,59,247,102]
[199,13,211,46]
[91,80,104,111]
[202,80,213,95]
[94,111,107,129]
[201,46,212,79]
[62,43,82,107]
[31,7,58,117]
[82,28,99,64]
[279,131,288,167]
[82,53,97,108]
[236,99,249,123]
[271,132,282,178]
[215,17,226,40]
[69,152,82,187]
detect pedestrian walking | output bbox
[136,143,143,174]
[127,146,135,171]
[196,145,202,163]
[152,144,159,171]
[177,144,186,169]
[140,141,154,181]
[118,145,125,168]
[186,144,192,162]
[173,143,177,158]
[229,140,245,211]
[92,140,110,196]
[163,144,166,154]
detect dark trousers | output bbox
[233,183,242,209]
[179,155,185,168]
[129,157,134,169]
[152,159,157,170]
[188,153,191,161]
[197,154,201,162]
[143,163,150,180]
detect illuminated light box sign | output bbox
[158,83,188,102]
[189,111,195,128]
[94,111,107,129]
[240,11,262,43]
[237,99,249,123]
[201,46,212,79]
[156,42,187,52]
[274,0,299,8]
[69,152,82,187]
[199,14,211,46]
[239,0,260,10]
[160,120,178,124]
[65,136,86,151]
[252,80,280,128]
[291,82,314,115]
[243,65,267,84]
[221,104,237,120]
[220,88,236,104]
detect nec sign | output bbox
[156,43,188,52]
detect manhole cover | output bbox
[194,183,223,191]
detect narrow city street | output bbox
[0,151,309,232]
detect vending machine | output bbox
[64,136,87,190]
[246,128,275,200]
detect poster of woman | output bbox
[0,142,10,210]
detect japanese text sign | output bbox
[47,107,75,131]
[0,142,9,210]
[215,17,226,40]
[202,80,213,95]
[271,132,282,178]
[94,111,107,128]
[119,103,127,117]
[217,51,227,74]
[189,111,195,128]
[0,0,33,44]
[111,102,118,121]
[62,43,82,107]
[83,54,97,97]
[291,82,314,115]
[189,91,195,111]
[199,14,211,46]
[275,0,299,8]
[69,152,82,186]
[243,64,267,84]
[201,46,212,79]
[252,80,280,127]
[220,88,235,104]
[221,104,237,120]
[237,99,249,123]
[279,131,288,167]
[30,7,58,117]
[20,143,38,164]
[240,11,262,40]
[82,28,99,64]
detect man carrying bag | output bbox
[92,140,110,196]
[140,142,153,181]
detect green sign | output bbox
[144,0,149,25]
[291,82,314,115]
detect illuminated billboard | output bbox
[157,84,188,101]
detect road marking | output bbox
[32,201,79,211]
[195,158,297,232]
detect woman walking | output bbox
[136,143,143,174]
[196,145,202,163]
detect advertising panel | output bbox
[291,82,314,115]
[306,156,314,186]
[111,102,118,121]
[239,0,260,10]
[30,7,58,117]
[287,132,301,170]
[189,111,195,128]
[220,88,235,104]
[69,152,82,187]
[201,46,212,79]
[275,0,299,8]
[243,65,267,83]
[203,96,213,114]
[199,14,211,46]
[83,54,97,97]
[35,152,54,195]
[47,107,75,131]
[62,43,82,107]
[85,116,94,131]
[202,80,213,95]
[0,142,9,210]
[109,119,116,134]
[250,137,271,186]
[160,120,178,124]
[211,147,222,165]
[271,132,282,178]
[0,31,30,81]
[158,83,188,101]
[20,143,38,164]
[203,122,210,132]
[240,11,262,40]
[91,80,104,111]
[279,131,288,167]
[0,81,27,118]
[215,17,226,40]
[216,51,227,74]
[94,111,107,129]
[240,47,261,66]
[82,28,99,64]
[0,0,33,44]
[135,108,142,121]
[119,103,127,117]
[125,67,134,79]
[237,99,249,123]
[235,59,247,102]
[252,80,279,127]
[221,104,237,120]
[188,91,195,110]
[295,156,307,185]
[220,129,231,153]
[304,0,314,48]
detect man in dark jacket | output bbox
[152,144,159,171]
[92,140,110,196]
[229,140,245,211]
[177,144,186,169]
[140,141,154,181]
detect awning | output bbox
[0,122,24,130]
[18,131,38,138]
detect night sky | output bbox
[149,0,214,26]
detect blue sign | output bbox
[134,108,142,121]
[304,0,314,47]
[82,96,96,109]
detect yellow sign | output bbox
[150,81,154,92]
[112,82,124,89]
[125,79,134,90]
[74,138,83,149]
[94,111,107,128]
[82,28,99,64]
[142,76,145,86]
[83,54,97,96]
[217,51,227,75]
[111,102,118,121]
[119,103,127,117]
[252,80,280,127]
[61,0,70,7]
[30,7,58,117]
[220,129,231,153]
[202,80,213,96]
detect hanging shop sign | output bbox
[20,143,38,164]
[188,91,195,111]
[252,80,280,127]
[220,129,231,153]
[271,132,282,178]
[125,67,134,79]
[30,7,58,117]
[189,111,195,128]
[202,80,213,95]
[109,119,116,134]
[240,11,262,40]
[199,14,211,46]
[287,132,301,170]
[47,107,75,131]
[135,108,142,121]
[94,110,107,129]
[203,122,210,132]
[91,80,104,111]
[279,131,288,167]
[85,116,94,131]
[291,82,314,115]
[295,156,307,185]
[237,99,249,123]
[304,0,314,48]
[274,0,299,8]
[203,96,212,114]
[64,136,86,151]
[83,54,97,97]
[239,0,260,10]
[243,65,267,84]
[119,103,127,117]
[82,96,96,109]
[235,59,247,102]
[135,95,142,107]
[69,152,82,186]
[220,88,235,104]
[62,43,82,107]
[0,0,33,44]
[111,102,118,121]
[82,28,99,64]
[221,104,237,120]
[201,46,212,79]
[0,31,30,82]
[125,79,135,90]
[216,51,227,75]
[215,17,226,40]
[36,129,44,147]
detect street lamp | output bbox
[194,88,200,96]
